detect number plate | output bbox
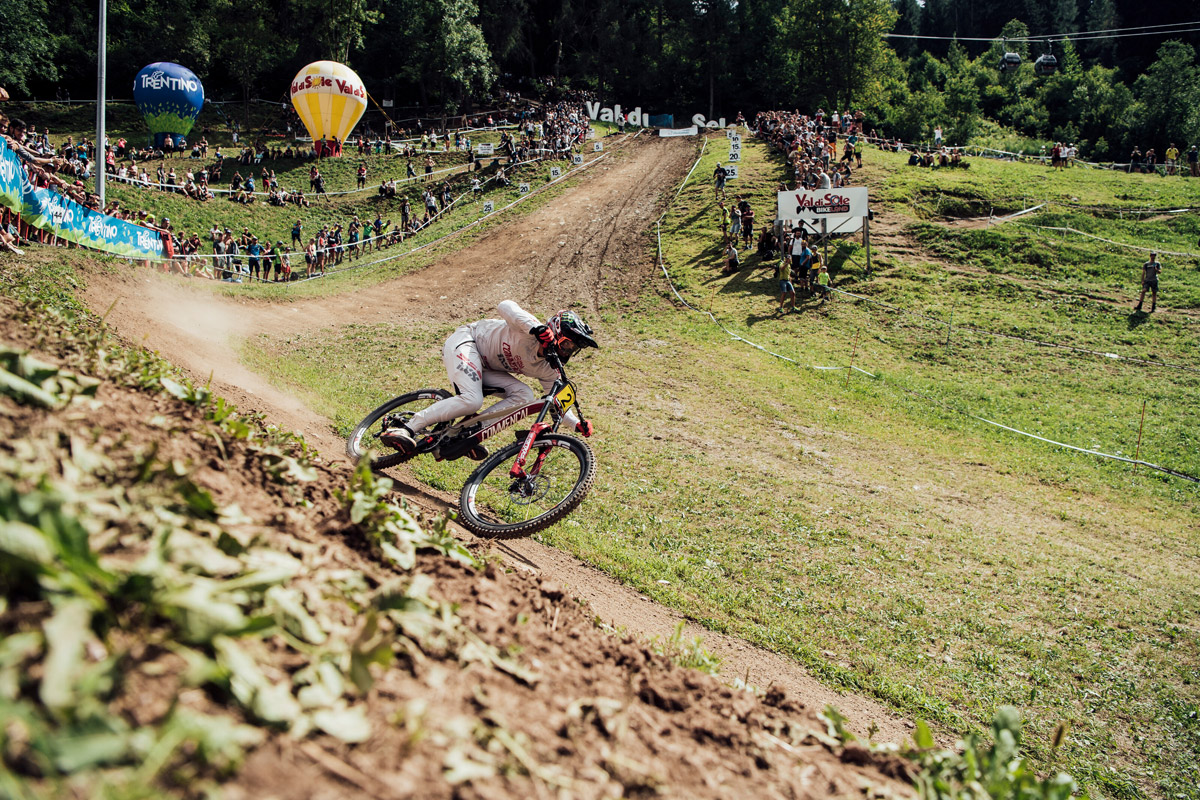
[555,385,576,412]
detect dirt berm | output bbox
[1,284,916,798]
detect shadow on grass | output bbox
[1127,309,1152,329]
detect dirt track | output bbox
[84,134,917,744]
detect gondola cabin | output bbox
[999,52,1022,72]
[1034,53,1058,76]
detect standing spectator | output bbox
[225,232,241,281]
[816,262,832,305]
[712,162,727,199]
[247,236,263,281]
[791,236,814,294]
[273,241,290,281]
[1135,253,1162,312]
[740,202,755,248]
[356,161,367,189]
[777,251,795,314]
[304,238,317,276]
[729,201,742,243]
[1189,145,1199,178]
[1165,143,1179,176]
[214,231,229,280]
[933,125,943,146]
[373,213,386,250]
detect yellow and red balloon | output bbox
[289,61,367,151]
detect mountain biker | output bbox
[381,301,598,457]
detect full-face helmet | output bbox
[545,310,599,362]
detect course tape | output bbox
[1017,222,1200,259]
[830,287,1200,375]
[656,136,1200,484]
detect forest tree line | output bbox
[3,0,1199,156]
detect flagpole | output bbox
[95,0,107,206]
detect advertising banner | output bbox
[658,126,698,137]
[776,188,869,234]
[0,137,165,259]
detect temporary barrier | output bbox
[0,137,163,259]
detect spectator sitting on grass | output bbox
[723,240,740,275]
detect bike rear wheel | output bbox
[346,388,451,470]
[458,433,595,538]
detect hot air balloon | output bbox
[133,62,205,149]
[290,61,367,157]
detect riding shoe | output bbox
[380,424,417,453]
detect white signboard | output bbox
[727,151,740,162]
[726,129,735,139]
[518,183,530,194]
[550,167,561,179]
[572,154,583,165]
[587,128,596,139]
[476,143,494,156]
[776,188,869,234]
[724,165,738,179]
[593,142,603,152]
[658,126,699,137]
[483,200,494,213]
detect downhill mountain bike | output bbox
[346,351,595,538]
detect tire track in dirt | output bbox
[84,133,919,745]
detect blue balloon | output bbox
[133,62,205,148]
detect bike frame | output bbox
[419,353,579,477]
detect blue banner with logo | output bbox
[0,137,163,259]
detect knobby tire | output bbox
[345,388,451,471]
[457,433,595,539]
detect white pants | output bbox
[405,326,535,432]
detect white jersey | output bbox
[465,300,561,393]
[403,300,578,433]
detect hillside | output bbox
[4,125,1195,799]
[0,255,921,798]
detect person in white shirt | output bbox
[382,301,598,455]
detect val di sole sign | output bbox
[776,188,869,234]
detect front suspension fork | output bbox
[509,421,553,479]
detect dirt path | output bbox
[84,135,920,745]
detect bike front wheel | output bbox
[345,388,451,470]
[458,433,595,538]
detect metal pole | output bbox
[1134,399,1148,471]
[95,0,107,206]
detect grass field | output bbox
[13,103,1199,796]
[237,133,1200,799]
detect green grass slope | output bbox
[242,134,1200,799]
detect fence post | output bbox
[846,328,861,386]
[1134,399,1148,471]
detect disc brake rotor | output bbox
[507,475,550,505]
